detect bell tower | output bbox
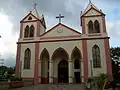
[16,2,46,84]
[81,1,107,36]
[19,4,46,40]
[81,1,112,80]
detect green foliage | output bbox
[110,47,120,60]
[110,47,120,80]
[0,66,8,75]
[87,77,94,83]
[9,76,22,81]
[0,66,15,81]
[86,73,108,89]
[0,66,15,75]
[7,67,15,75]
[96,73,108,89]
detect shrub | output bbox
[86,73,108,89]
[10,76,22,81]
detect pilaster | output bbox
[68,60,73,83]
[38,58,42,83]
[81,58,84,82]
[49,60,53,84]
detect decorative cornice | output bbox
[17,37,110,44]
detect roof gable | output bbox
[41,23,81,37]
[81,2,105,17]
[31,8,40,18]
[84,8,104,16]
[20,12,40,22]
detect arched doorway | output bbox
[40,48,49,84]
[71,47,82,83]
[52,47,69,83]
[58,60,68,83]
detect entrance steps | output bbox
[14,84,87,90]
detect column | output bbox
[49,60,53,84]
[69,60,73,83]
[38,59,42,83]
[82,40,88,81]
[81,59,84,82]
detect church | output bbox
[15,1,112,84]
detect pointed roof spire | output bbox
[81,0,104,16]
[34,2,37,10]
[30,0,40,18]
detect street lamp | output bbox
[0,59,4,75]
[90,60,93,77]
[0,59,4,66]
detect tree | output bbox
[110,47,120,80]
[110,47,120,60]
[0,66,8,75]
[0,66,15,80]
[7,67,15,75]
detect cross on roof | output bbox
[33,0,37,9]
[34,3,37,9]
[56,14,64,23]
[89,0,92,3]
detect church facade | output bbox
[16,2,112,84]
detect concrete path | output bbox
[9,84,86,90]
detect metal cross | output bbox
[33,0,37,9]
[56,14,64,23]
[89,0,92,3]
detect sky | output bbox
[0,0,119,67]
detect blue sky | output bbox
[0,0,119,67]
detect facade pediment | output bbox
[40,23,81,38]
[20,12,39,22]
[84,9,103,16]
[81,2,105,17]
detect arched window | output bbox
[74,59,80,69]
[24,25,29,38]
[24,48,31,69]
[30,25,34,37]
[88,21,94,33]
[94,20,100,33]
[92,45,101,68]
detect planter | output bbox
[8,81,24,88]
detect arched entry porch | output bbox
[71,47,82,83]
[52,47,69,83]
[39,48,49,84]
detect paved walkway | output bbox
[9,84,86,90]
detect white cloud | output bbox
[0,12,17,60]
[115,21,120,36]
[106,20,120,38]
[106,21,114,34]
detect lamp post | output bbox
[0,35,3,75]
[0,34,4,75]
[0,59,4,75]
[90,60,93,77]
